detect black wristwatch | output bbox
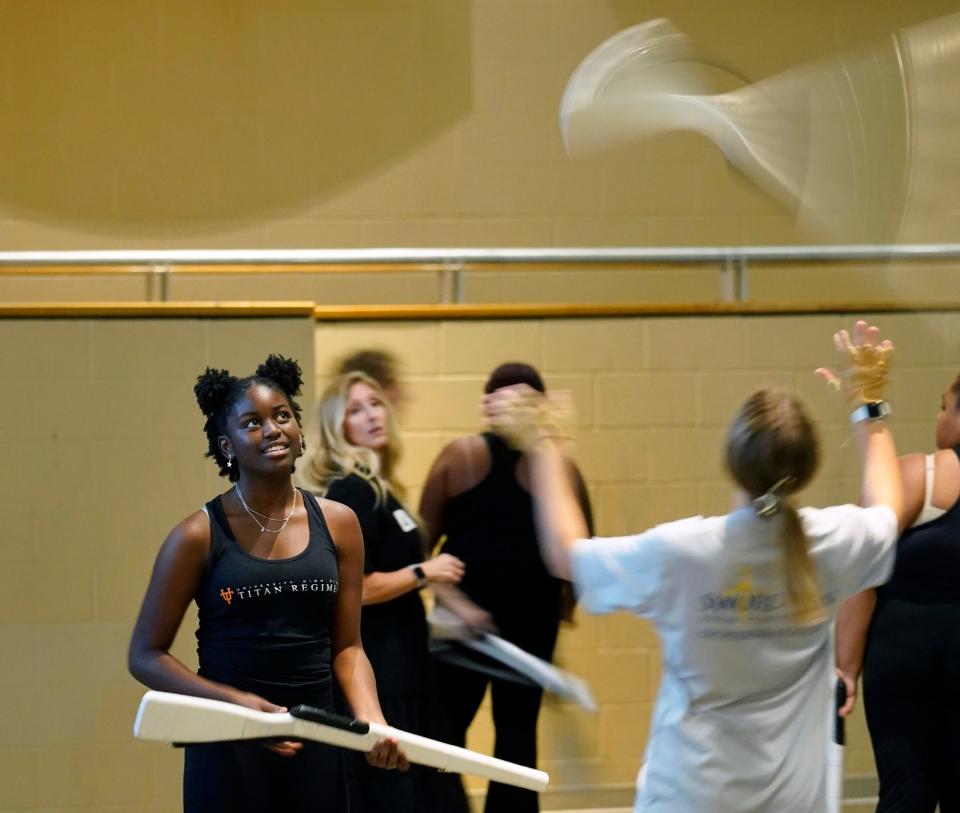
[850,401,891,424]
[409,563,427,589]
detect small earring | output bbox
[299,436,306,453]
[226,455,233,469]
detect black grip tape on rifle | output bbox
[290,704,371,735]
[834,679,846,746]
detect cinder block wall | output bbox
[313,311,959,806]
[1,310,956,811]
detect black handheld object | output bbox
[289,704,370,735]
[834,678,846,746]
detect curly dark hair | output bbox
[194,354,305,481]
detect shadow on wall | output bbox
[0,0,470,231]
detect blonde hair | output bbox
[303,372,404,505]
[726,388,825,626]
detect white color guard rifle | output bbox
[429,607,598,712]
[133,690,549,792]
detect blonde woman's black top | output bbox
[325,473,428,698]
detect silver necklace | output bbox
[234,483,298,534]
[239,489,297,521]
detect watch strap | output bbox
[409,563,427,589]
[850,400,891,424]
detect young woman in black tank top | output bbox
[418,362,592,813]
[837,372,960,811]
[128,355,406,813]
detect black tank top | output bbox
[440,433,562,626]
[881,447,960,604]
[195,488,340,703]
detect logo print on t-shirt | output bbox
[722,567,755,622]
[699,566,836,639]
[218,579,339,604]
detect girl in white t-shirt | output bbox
[483,321,906,813]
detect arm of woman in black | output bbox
[327,475,464,606]
[322,498,408,770]
[419,438,498,631]
[836,449,928,715]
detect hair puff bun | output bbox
[256,354,303,397]
[194,368,236,417]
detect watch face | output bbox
[852,401,891,423]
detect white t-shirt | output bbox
[570,503,898,813]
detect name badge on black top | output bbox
[393,508,417,533]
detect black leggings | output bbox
[863,597,960,813]
[426,660,546,813]
[424,620,558,813]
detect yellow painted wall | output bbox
[1,310,957,810]
[0,317,314,810]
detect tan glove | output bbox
[483,385,576,452]
[843,342,893,404]
[817,321,894,406]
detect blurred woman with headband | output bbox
[419,361,593,813]
[303,371,464,813]
[484,322,906,813]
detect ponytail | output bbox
[728,388,824,627]
[780,503,827,626]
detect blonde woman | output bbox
[483,322,906,813]
[303,371,464,813]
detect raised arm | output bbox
[855,420,904,531]
[819,320,904,531]
[824,321,904,715]
[524,442,587,581]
